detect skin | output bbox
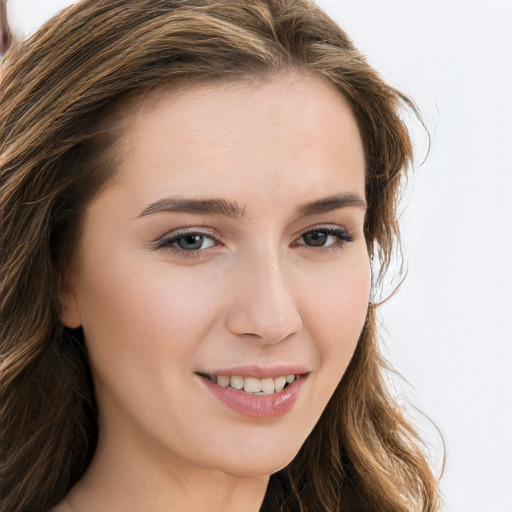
[56,72,370,512]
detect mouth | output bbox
[197,370,307,418]
[197,373,297,395]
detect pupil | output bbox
[178,235,203,250]
[304,231,327,246]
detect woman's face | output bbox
[61,72,370,478]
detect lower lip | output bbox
[200,375,306,419]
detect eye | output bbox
[154,230,218,254]
[301,230,331,247]
[296,227,354,249]
[173,234,215,251]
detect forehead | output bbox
[104,71,365,206]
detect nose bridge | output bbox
[226,245,303,343]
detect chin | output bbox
[200,436,302,478]
[215,457,294,479]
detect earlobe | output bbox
[58,282,82,329]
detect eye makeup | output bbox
[151,223,356,260]
[151,227,220,259]
[294,226,355,251]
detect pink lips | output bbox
[198,368,308,419]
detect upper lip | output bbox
[197,364,312,379]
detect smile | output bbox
[198,371,307,418]
[200,374,296,395]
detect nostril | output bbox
[225,264,303,342]
[230,311,302,345]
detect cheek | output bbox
[317,250,370,313]
[73,260,229,443]
[305,249,371,375]
[74,256,223,388]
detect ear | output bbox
[58,279,82,329]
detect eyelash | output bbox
[153,226,355,259]
[292,227,355,251]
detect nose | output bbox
[225,255,303,344]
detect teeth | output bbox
[230,375,244,390]
[217,375,230,387]
[208,374,297,395]
[274,376,286,392]
[243,377,261,393]
[261,378,275,394]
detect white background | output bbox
[6,1,512,511]
[315,2,512,511]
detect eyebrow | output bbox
[138,193,366,219]
[138,197,245,218]
[297,193,367,215]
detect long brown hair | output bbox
[1,1,442,510]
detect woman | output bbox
[0,1,442,511]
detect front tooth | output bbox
[274,376,286,392]
[230,375,244,390]
[285,374,295,384]
[260,378,275,394]
[243,377,262,393]
[217,375,230,387]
